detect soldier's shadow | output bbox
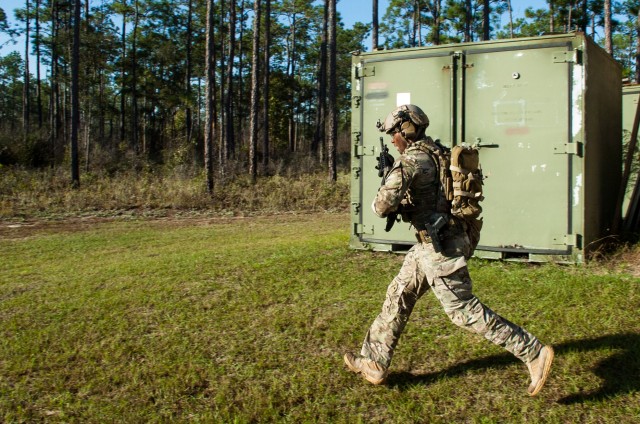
[388,333,640,403]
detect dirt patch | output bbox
[0,216,118,239]
[0,211,347,240]
[600,245,640,277]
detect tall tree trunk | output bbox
[482,0,490,40]
[427,0,442,45]
[71,0,80,187]
[604,0,612,54]
[410,0,416,47]
[186,0,193,147]
[99,68,105,146]
[464,0,472,42]
[262,0,271,169]
[312,3,328,158]
[372,0,378,50]
[204,0,217,194]
[131,0,139,154]
[548,0,555,33]
[412,0,419,47]
[507,0,513,38]
[249,0,261,181]
[224,0,236,159]
[327,0,337,182]
[578,0,588,32]
[120,1,127,147]
[35,0,43,128]
[23,0,31,143]
[237,0,246,151]
[288,13,297,153]
[49,0,60,164]
[218,0,226,168]
[636,8,640,83]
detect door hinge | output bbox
[354,145,374,157]
[352,167,362,179]
[553,50,581,64]
[566,234,582,248]
[553,142,583,157]
[353,95,362,108]
[553,234,582,248]
[356,66,375,78]
[354,223,374,235]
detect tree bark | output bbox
[35,0,43,128]
[132,0,139,154]
[49,0,61,164]
[327,0,337,182]
[412,0,419,47]
[120,0,127,147]
[604,0,612,54]
[636,8,640,83]
[204,0,217,194]
[237,0,246,151]
[224,0,236,159]
[482,0,490,40]
[262,0,271,169]
[507,0,513,38]
[186,0,193,147]
[23,0,31,143]
[427,0,442,45]
[312,2,328,158]
[249,0,261,181]
[71,0,81,187]
[464,0,472,42]
[372,0,378,50]
[288,13,296,153]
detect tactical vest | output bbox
[411,138,485,250]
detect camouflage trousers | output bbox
[361,243,543,369]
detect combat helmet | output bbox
[377,104,429,141]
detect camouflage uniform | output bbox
[361,136,543,369]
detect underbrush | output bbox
[0,165,350,219]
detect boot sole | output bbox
[528,346,554,396]
[343,354,386,385]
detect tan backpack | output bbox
[424,142,485,249]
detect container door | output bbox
[354,53,453,246]
[463,46,574,253]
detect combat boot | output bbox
[526,345,554,396]
[343,352,388,385]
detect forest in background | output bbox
[0,0,637,194]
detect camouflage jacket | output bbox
[372,136,472,261]
[372,136,449,228]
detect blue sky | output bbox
[0,0,559,67]
[338,0,546,28]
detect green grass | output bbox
[1,213,639,423]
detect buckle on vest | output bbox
[416,229,432,244]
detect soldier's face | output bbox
[391,132,408,154]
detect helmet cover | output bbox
[376,104,430,136]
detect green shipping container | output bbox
[350,33,621,264]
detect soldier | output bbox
[343,104,554,396]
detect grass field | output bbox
[1,212,639,423]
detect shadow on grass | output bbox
[387,352,518,388]
[388,332,640,403]
[554,333,640,404]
